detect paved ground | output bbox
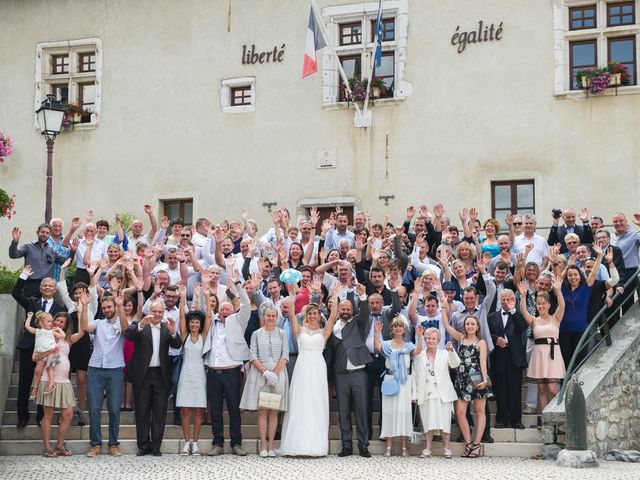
[1,454,638,480]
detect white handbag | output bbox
[258,386,282,410]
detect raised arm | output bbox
[373,320,383,353]
[407,281,422,325]
[178,283,188,339]
[144,204,158,242]
[57,259,75,311]
[70,293,88,344]
[517,282,536,326]
[587,245,604,287]
[24,312,37,335]
[61,217,80,248]
[202,287,213,338]
[322,283,341,341]
[551,276,565,323]
[440,291,462,342]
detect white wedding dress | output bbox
[279,328,329,456]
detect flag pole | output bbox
[310,0,363,118]
[362,0,383,114]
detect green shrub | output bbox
[0,265,21,294]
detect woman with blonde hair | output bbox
[239,305,290,457]
[279,285,339,457]
[442,295,492,458]
[411,327,460,458]
[374,315,423,457]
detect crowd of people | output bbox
[7,203,640,458]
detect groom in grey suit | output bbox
[329,283,373,457]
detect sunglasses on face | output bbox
[512,222,523,226]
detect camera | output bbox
[551,208,562,219]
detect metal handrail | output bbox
[557,266,640,402]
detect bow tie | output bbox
[216,319,225,325]
[150,323,161,330]
[502,310,516,316]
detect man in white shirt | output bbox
[127,205,158,250]
[202,278,251,457]
[511,214,549,268]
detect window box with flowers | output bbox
[62,102,91,130]
[575,62,631,95]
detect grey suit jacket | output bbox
[203,288,251,362]
[330,293,373,373]
[364,290,402,341]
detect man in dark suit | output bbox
[363,287,401,440]
[488,289,527,429]
[125,299,182,456]
[12,266,66,428]
[547,207,593,253]
[488,261,517,314]
[329,283,372,457]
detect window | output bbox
[340,22,362,46]
[374,52,395,91]
[491,180,535,229]
[609,36,637,84]
[555,1,639,93]
[322,0,410,106]
[570,40,598,89]
[338,55,361,101]
[230,86,252,106]
[336,16,396,99]
[163,199,193,225]
[569,5,597,30]
[78,52,96,73]
[608,2,635,26]
[36,38,102,127]
[371,18,395,41]
[51,54,69,74]
[220,77,255,113]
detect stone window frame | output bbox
[220,77,256,113]
[553,0,640,96]
[321,0,411,108]
[35,38,102,129]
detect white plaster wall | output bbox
[0,0,638,267]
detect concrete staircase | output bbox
[0,366,543,457]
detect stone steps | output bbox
[1,410,541,428]
[0,423,542,442]
[0,438,543,457]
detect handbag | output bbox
[380,370,400,396]
[469,371,491,389]
[410,406,424,444]
[258,386,282,410]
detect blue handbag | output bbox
[380,370,399,396]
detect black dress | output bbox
[454,339,493,401]
[68,311,91,372]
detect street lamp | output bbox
[35,94,65,223]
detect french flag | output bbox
[302,7,326,78]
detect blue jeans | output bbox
[87,366,123,447]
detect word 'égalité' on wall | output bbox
[451,21,503,54]
[242,44,286,64]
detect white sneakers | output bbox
[181,440,201,456]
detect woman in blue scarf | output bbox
[374,316,423,457]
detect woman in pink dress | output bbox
[34,295,88,457]
[517,275,566,412]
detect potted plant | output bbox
[575,68,610,95]
[0,131,12,163]
[345,77,368,102]
[607,61,631,86]
[64,102,84,123]
[0,189,16,220]
[371,77,387,98]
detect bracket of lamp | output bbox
[262,201,278,213]
[378,194,395,206]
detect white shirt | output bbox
[152,262,182,285]
[205,320,243,368]
[332,320,365,371]
[512,233,548,267]
[191,232,208,248]
[75,239,107,269]
[149,324,161,367]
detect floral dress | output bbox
[454,339,493,401]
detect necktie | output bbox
[41,299,47,312]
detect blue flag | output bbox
[374,3,383,67]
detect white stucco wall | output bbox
[0,0,638,267]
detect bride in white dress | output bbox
[278,286,340,457]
